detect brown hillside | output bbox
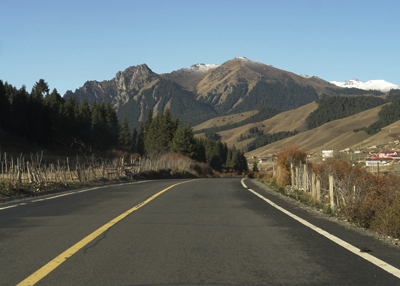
[192,109,258,131]
[350,120,400,150]
[217,102,318,149]
[195,58,347,105]
[246,105,383,157]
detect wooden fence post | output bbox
[311,173,316,198]
[291,163,295,186]
[303,164,308,192]
[329,175,335,210]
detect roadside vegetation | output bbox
[0,152,218,199]
[0,79,249,199]
[251,145,400,239]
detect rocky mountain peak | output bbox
[114,64,157,92]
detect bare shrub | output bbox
[275,145,307,185]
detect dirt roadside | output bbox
[250,178,400,250]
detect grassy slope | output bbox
[350,120,400,150]
[246,104,383,156]
[192,109,258,131]
[217,102,318,149]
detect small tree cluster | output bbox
[138,109,248,173]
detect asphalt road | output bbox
[1,178,400,285]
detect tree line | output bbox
[354,90,400,135]
[245,130,298,152]
[305,96,386,130]
[0,79,120,151]
[194,105,281,135]
[0,79,247,173]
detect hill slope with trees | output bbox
[305,96,386,130]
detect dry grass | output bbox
[192,110,258,131]
[246,104,383,157]
[0,152,218,198]
[216,102,318,149]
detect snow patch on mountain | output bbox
[235,56,273,69]
[330,79,400,92]
[183,63,219,74]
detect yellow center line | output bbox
[17,179,195,286]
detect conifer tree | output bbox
[91,101,106,149]
[136,123,145,155]
[0,80,10,131]
[60,96,79,146]
[28,79,49,141]
[105,102,119,147]
[119,116,132,150]
[43,88,64,141]
[144,108,153,135]
[226,149,233,168]
[170,123,196,158]
[144,113,162,156]
[9,86,29,137]
[131,128,138,152]
[194,138,206,163]
[77,99,92,146]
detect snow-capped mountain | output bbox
[330,79,400,92]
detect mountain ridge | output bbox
[64,57,387,129]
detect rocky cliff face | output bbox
[65,64,158,109]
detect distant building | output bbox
[365,156,393,166]
[389,155,400,161]
[322,150,333,161]
[378,150,398,158]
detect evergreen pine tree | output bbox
[170,123,196,158]
[194,138,206,163]
[105,101,119,146]
[77,99,92,147]
[43,88,64,141]
[119,116,132,150]
[0,80,10,131]
[226,149,233,168]
[144,108,153,135]
[131,128,138,152]
[144,113,162,157]
[136,123,145,155]
[10,86,29,137]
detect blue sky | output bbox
[1,0,399,95]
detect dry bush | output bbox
[312,157,400,238]
[212,170,221,178]
[193,162,214,178]
[275,145,307,185]
[369,191,400,238]
[260,173,273,180]
[251,172,272,180]
[247,171,255,178]
[219,172,237,177]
